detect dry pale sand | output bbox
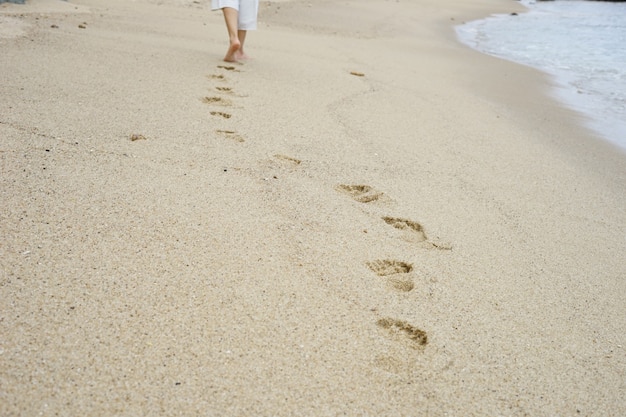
[1,0,625,415]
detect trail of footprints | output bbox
[337,183,452,349]
[205,65,242,141]
[204,63,447,351]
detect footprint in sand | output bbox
[202,96,232,106]
[336,184,384,203]
[207,74,226,80]
[129,133,147,142]
[217,65,239,72]
[373,355,407,375]
[273,154,302,166]
[216,129,244,143]
[366,259,414,292]
[210,111,231,119]
[382,216,451,250]
[216,86,233,93]
[377,317,428,347]
[382,217,427,241]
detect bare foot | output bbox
[224,39,241,62]
[234,49,250,61]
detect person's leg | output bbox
[221,7,240,62]
[235,30,248,60]
[234,0,258,60]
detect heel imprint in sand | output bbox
[386,278,414,292]
[336,184,384,203]
[377,317,428,347]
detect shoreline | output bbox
[456,0,626,153]
[1,0,625,415]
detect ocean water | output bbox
[456,0,626,151]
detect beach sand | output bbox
[1,0,625,415]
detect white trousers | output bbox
[211,0,259,31]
